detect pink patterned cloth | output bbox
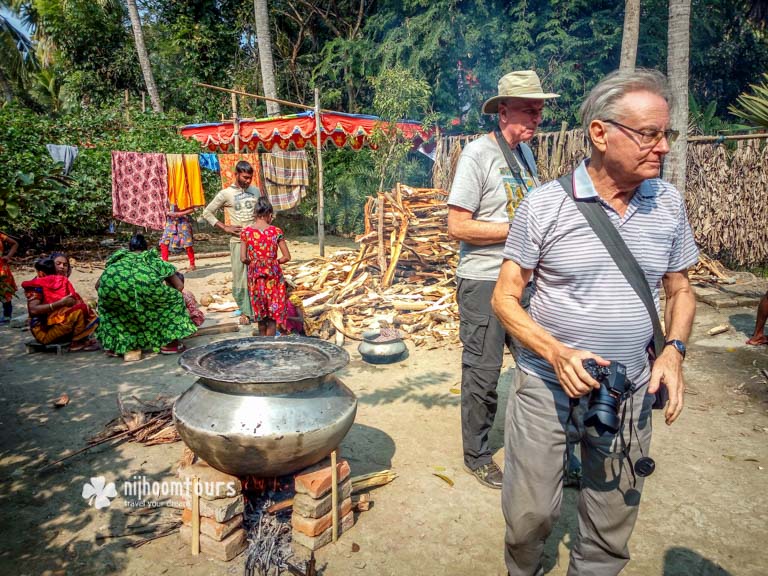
[111,152,168,230]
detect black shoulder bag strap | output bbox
[494,129,538,188]
[557,173,665,359]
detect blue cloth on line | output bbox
[46,144,79,175]
[199,153,220,172]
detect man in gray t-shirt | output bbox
[447,70,558,489]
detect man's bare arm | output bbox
[491,259,605,398]
[447,206,509,246]
[650,269,696,425]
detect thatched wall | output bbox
[432,130,768,267]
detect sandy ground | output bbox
[1,235,767,576]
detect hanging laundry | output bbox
[218,153,262,190]
[198,153,220,172]
[166,153,205,210]
[261,149,309,211]
[111,151,168,231]
[46,144,79,175]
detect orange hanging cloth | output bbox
[166,153,205,210]
[218,153,262,190]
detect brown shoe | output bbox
[464,462,503,489]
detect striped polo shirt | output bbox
[502,160,699,386]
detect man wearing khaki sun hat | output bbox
[447,70,558,489]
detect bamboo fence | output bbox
[432,129,768,266]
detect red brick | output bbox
[177,460,242,500]
[181,509,243,541]
[294,458,350,499]
[183,493,244,523]
[292,497,353,537]
[292,510,354,551]
[179,524,247,562]
[294,478,352,518]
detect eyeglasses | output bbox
[602,119,679,146]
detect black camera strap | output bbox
[557,173,664,358]
[494,129,539,190]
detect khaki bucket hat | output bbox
[481,70,559,114]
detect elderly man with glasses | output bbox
[447,70,558,489]
[492,69,698,575]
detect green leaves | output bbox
[729,73,768,129]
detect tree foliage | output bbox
[1,0,767,239]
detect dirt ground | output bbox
[1,235,767,576]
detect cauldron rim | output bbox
[178,335,349,384]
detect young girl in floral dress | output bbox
[240,197,291,336]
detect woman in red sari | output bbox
[22,257,99,351]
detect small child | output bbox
[159,203,197,271]
[281,282,306,336]
[240,197,291,336]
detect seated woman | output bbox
[21,257,99,351]
[51,251,72,278]
[96,234,197,355]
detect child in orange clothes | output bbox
[240,197,291,336]
[0,231,18,323]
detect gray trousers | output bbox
[457,278,512,470]
[503,368,653,576]
[230,238,253,319]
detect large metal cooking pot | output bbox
[174,336,356,477]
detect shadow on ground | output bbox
[0,327,226,574]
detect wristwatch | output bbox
[664,339,686,359]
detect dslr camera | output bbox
[582,359,634,434]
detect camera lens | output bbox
[634,457,656,477]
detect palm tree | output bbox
[254,0,280,116]
[125,0,162,113]
[0,9,36,102]
[620,0,641,71]
[666,0,691,193]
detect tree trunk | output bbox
[620,0,641,71]
[254,0,280,116]
[666,0,691,193]
[0,68,15,103]
[125,0,163,113]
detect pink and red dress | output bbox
[241,225,287,325]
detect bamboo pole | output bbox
[196,82,320,112]
[231,92,240,153]
[687,132,768,143]
[315,88,325,257]
[331,450,339,542]
[191,477,200,556]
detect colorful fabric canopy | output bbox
[180,111,432,153]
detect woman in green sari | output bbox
[96,234,197,355]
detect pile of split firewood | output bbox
[284,184,459,348]
[690,253,735,283]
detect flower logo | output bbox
[82,476,117,509]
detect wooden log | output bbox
[377,194,387,275]
[391,301,431,311]
[382,214,411,288]
[169,250,229,262]
[344,244,369,285]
